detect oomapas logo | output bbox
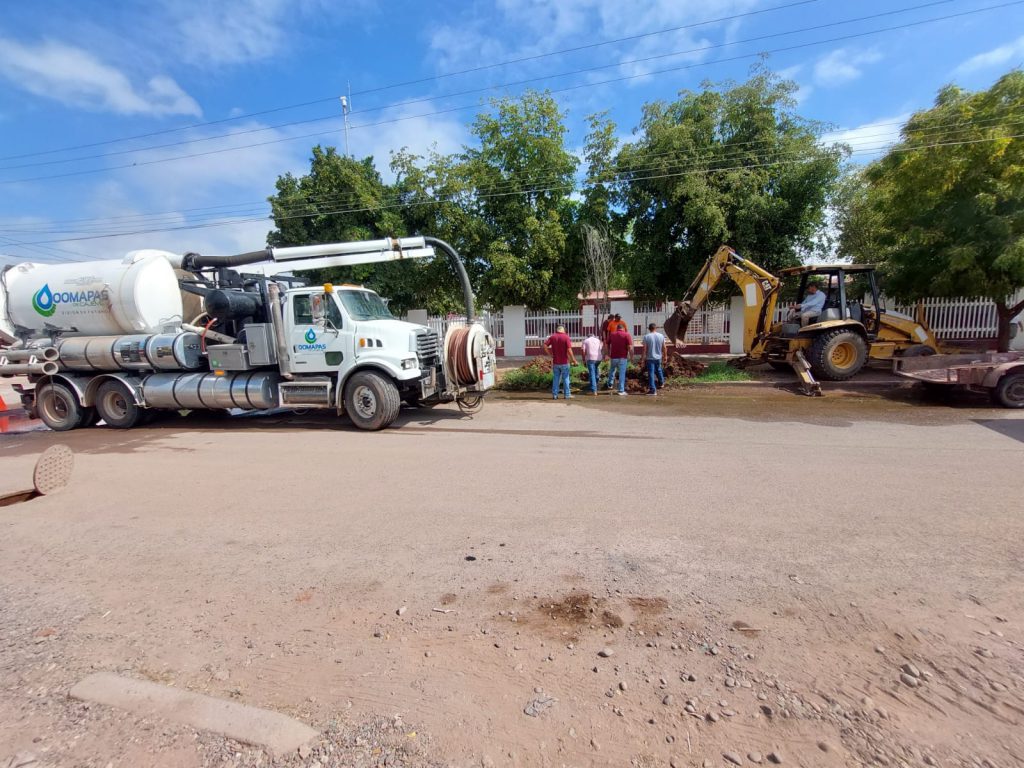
[32,284,56,317]
[304,328,317,343]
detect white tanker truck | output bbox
[0,236,496,431]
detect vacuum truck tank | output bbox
[0,250,183,338]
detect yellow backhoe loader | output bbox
[664,245,940,395]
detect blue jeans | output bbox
[645,360,665,392]
[607,358,628,392]
[551,364,571,398]
[586,360,601,393]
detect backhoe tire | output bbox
[95,380,144,429]
[900,344,937,357]
[809,329,868,381]
[344,371,401,430]
[35,382,83,432]
[991,372,1024,409]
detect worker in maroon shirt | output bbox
[543,324,577,400]
[606,325,632,395]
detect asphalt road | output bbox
[1,388,1022,767]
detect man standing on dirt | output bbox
[605,324,632,396]
[581,330,603,396]
[544,324,577,400]
[642,322,667,395]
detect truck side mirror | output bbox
[310,293,326,324]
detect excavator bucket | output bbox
[664,302,694,345]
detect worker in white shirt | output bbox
[788,282,826,325]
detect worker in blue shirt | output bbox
[789,282,826,325]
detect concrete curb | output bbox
[69,672,318,756]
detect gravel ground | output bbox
[1,385,1022,767]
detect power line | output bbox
[15,130,1024,249]
[0,0,963,173]
[0,0,819,164]
[4,110,1020,235]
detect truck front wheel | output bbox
[344,371,401,430]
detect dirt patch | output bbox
[626,596,669,615]
[485,582,509,595]
[439,592,457,605]
[600,610,624,628]
[538,591,594,625]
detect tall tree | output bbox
[614,68,844,298]
[463,90,579,308]
[838,71,1024,350]
[267,146,457,315]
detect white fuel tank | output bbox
[0,251,183,337]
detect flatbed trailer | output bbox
[893,351,1024,408]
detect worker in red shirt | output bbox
[605,325,632,395]
[543,324,577,400]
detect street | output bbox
[1,388,1022,767]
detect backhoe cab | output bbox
[664,246,939,395]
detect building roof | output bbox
[577,289,633,300]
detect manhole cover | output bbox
[33,444,74,495]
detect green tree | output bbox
[267,146,460,315]
[838,71,1024,350]
[463,90,579,308]
[614,68,844,298]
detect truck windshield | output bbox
[339,290,394,321]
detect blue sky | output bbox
[0,0,1021,264]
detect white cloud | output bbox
[955,35,1024,76]
[429,0,761,85]
[822,113,910,160]
[351,104,470,181]
[0,37,201,117]
[813,48,883,88]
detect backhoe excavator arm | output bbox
[663,245,821,396]
[664,245,781,354]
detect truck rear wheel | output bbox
[344,371,401,430]
[991,372,1024,409]
[809,329,868,381]
[95,381,144,429]
[36,382,83,432]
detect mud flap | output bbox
[790,350,823,397]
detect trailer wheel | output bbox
[78,406,101,428]
[36,382,83,432]
[991,372,1024,409]
[809,329,868,381]
[95,381,144,429]
[344,371,401,430]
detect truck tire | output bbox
[344,371,401,430]
[809,329,868,381]
[35,382,83,432]
[991,372,1024,409]
[95,380,144,429]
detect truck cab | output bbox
[267,284,443,418]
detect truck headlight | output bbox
[401,357,417,370]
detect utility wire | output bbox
[2,0,1017,186]
[15,130,1024,248]
[4,108,1020,235]
[0,0,957,173]
[0,0,818,163]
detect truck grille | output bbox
[416,329,440,366]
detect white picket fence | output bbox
[890,297,1000,340]
[408,294,1015,352]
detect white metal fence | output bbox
[890,297,998,340]
[407,294,1015,351]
